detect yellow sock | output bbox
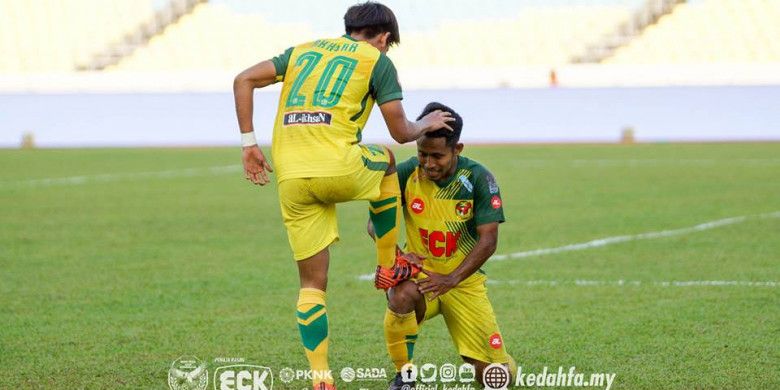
[370,172,401,268]
[296,288,333,385]
[384,308,418,372]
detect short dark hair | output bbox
[416,102,463,148]
[344,2,400,47]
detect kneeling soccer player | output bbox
[369,102,516,389]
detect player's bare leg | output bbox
[297,248,329,290]
[387,280,426,323]
[296,248,335,388]
[385,280,426,390]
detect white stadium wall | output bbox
[1,64,779,148]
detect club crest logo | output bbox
[168,356,208,390]
[455,201,473,219]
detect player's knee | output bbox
[296,249,330,290]
[388,280,420,312]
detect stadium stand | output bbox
[391,6,631,68]
[605,0,780,63]
[572,0,683,63]
[0,0,155,73]
[1,0,777,88]
[110,2,632,72]
[109,3,315,72]
[81,0,206,71]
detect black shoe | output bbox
[388,372,415,390]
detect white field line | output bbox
[490,211,780,261]
[357,211,780,282]
[500,158,780,168]
[485,280,777,287]
[5,158,779,188]
[0,164,242,188]
[356,274,778,287]
[569,158,780,167]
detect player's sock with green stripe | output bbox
[370,172,401,268]
[384,308,418,372]
[297,288,333,385]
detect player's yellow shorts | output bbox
[421,273,512,364]
[278,144,390,260]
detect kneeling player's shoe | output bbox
[313,382,336,390]
[388,372,415,390]
[374,255,422,290]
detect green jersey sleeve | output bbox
[370,54,403,105]
[473,166,505,225]
[270,47,294,82]
[396,157,418,205]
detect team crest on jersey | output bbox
[410,198,425,214]
[490,195,502,209]
[455,201,473,219]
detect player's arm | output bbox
[416,222,499,299]
[234,60,277,134]
[379,100,455,144]
[233,60,278,186]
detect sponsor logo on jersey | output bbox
[490,195,502,209]
[411,198,425,214]
[283,111,332,126]
[419,228,461,257]
[486,174,499,194]
[455,201,473,219]
[489,333,503,349]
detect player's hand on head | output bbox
[242,145,274,186]
[420,109,455,133]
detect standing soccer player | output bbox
[233,3,453,389]
[369,103,516,389]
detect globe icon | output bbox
[483,364,510,389]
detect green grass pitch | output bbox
[1,143,778,389]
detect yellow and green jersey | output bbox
[397,156,505,282]
[269,35,403,182]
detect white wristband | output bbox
[241,131,257,147]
